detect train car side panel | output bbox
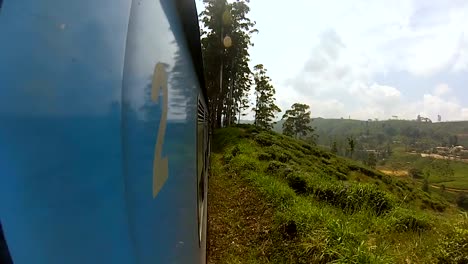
[121,0,204,263]
[0,1,134,263]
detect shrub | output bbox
[335,171,348,181]
[320,151,331,160]
[422,178,429,193]
[335,162,350,175]
[420,198,446,212]
[436,227,468,263]
[309,182,394,215]
[265,145,292,163]
[457,194,468,210]
[278,153,291,163]
[409,168,424,179]
[212,127,244,152]
[229,154,258,173]
[266,160,288,174]
[348,185,394,215]
[231,145,240,157]
[302,143,313,152]
[257,152,272,161]
[254,133,275,146]
[235,123,260,134]
[222,153,233,163]
[389,209,431,232]
[278,165,294,178]
[286,173,308,195]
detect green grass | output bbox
[209,125,468,263]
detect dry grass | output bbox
[379,169,409,177]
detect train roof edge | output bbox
[174,0,208,103]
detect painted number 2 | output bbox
[152,63,169,198]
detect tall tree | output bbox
[347,136,355,158]
[331,141,338,154]
[252,64,281,130]
[199,0,257,129]
[449,135,458,146]
[282,103,315,139]
[366,152,377,169]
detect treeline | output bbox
[274,119,468,152]
[272,118,468,166]
[200,0,254,128]
[199,0,315,139]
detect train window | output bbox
[0,0,3,12]
[204,122,209,176]
[0,222,13,264]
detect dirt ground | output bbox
[207,159,274,263]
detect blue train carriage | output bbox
[0,0,210,263]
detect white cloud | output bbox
[421,94,460,115]
[283,29,404,120]
[278,1,468,120]
[433,83,452,96]
[403,38,459,76]
[374,0,468,76]
[452,34,468,72]
[350,83,401,104]
[288,29,374,96]
[307,99,346,119]
[394,85,468,121]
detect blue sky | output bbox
[196,0,468,121]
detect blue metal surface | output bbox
[0,0,203,263]
[122,0,201,263]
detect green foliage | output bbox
[266,160,288,174]
[347,136,356,158]
[213,126,245,152]
[229,153,259,173]
[388,209,432,232]
[199,0,256,127]
[436,225,468,263]
[423,177,429,192]
[253,132,275,146]
[457,194,468,210]
[282,103,315,140]
[212,125,466,263]
[273,119,468,168]
[257,152,272,161]
[331,141,338,154]
[409,168,424,179]
[365,152,377,169]
[307,181,394,215]
[265,146,292,163]
[252,64,281,130]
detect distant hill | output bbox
[271,118,468,149]
[208,124,468,263]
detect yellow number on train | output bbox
[152,63,169,198]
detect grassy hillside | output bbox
[208,125,468,263]
[273,118,468,190]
